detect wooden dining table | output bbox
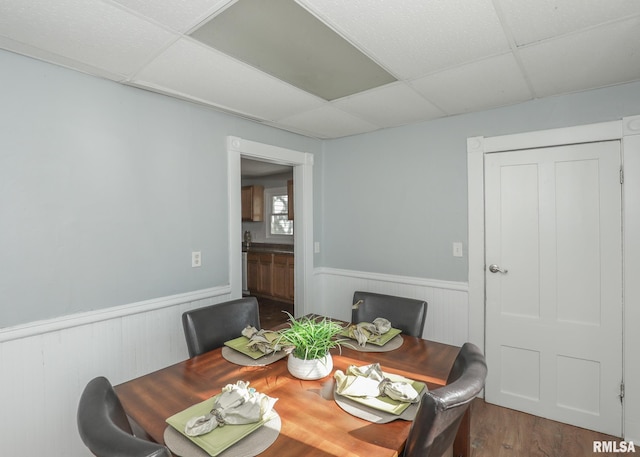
[115,327,469,457]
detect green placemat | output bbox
[166,396,273,457]
[223,336,269,360]
[340,326,402,346]
[337,372,425,416]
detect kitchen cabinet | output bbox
[242,185,264,221]
[247,251,273,296]
[257,253,273,296]
[246,253,259,292]
[272,253,294,302]
[246,251,294,304]
[287,179,294,221]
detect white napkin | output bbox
[334,363,420,403]
[348,318,392,346]
[184,381,278,436]
[241,326,288,354]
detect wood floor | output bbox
[470,398,625,457]
[255,296,293,329]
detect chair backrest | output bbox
[352,291,428,337]
[403,342,488,457]
[77,376,171,457]
[182,297,260,357]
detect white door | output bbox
[484,141,623,436]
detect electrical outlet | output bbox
[192,251,202,267]
[453,242,463,258]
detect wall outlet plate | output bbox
[453,242,463,257]
[192,251,202,267]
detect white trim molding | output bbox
[315,267,469,291]
[0,285,231,343]
[468,114,640,441]
[227,137,314,316]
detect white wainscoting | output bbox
[313,267,469,347]
[0,285,232,457]
[0,271,469,456]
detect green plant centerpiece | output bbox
[280,313,345,380]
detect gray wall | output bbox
[319,81,640,282]
[0,50,320,328]
[3,46,640,327]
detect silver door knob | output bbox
[489,264,508,274]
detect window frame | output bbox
[264,186,293,240]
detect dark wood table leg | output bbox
[453,409,471,457]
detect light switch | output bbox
[452,242,463,257]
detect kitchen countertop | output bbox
[242,242,294,254]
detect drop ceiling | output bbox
[1,0,639,139]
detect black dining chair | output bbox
[352,291,428,337]
[403,342,488,457]
[77,376,171,457]
[182,296,261,357]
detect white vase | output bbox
[287,353,333,380]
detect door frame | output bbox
[227,136,314,316]
[467,114,640,439]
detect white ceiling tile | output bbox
[277,105,379,139]
[189,0,396,101]
[111,0,235,33]
[133,38,325,121]
[519,17,640,97]
[411,53,532,115]
[0,35,125,81]
[333,83,445,127]
[0,0,177,77]
[1,0,639,139]
[496,0,640,47]
[297,0,511,79]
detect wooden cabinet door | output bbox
[241,187,252,221]
[241,186,264,221]
[257,253,273,295]
[272,254,289,300]
[246,252,260,292]
[247,251,293,303]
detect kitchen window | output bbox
[265,187,293,238]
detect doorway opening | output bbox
[227,136,314,318]
[241,157,295,327]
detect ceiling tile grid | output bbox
[109,0,234,33]
[297,0,512,80]
[0,0,178,78]
[0,34,126,81]
[276,105,380,139]
[1,0,639,138]
[410,53,533,116]
[332,82,445,127]
[495,0,640,47]
[133,37,326,122]
[517,16,640,97]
